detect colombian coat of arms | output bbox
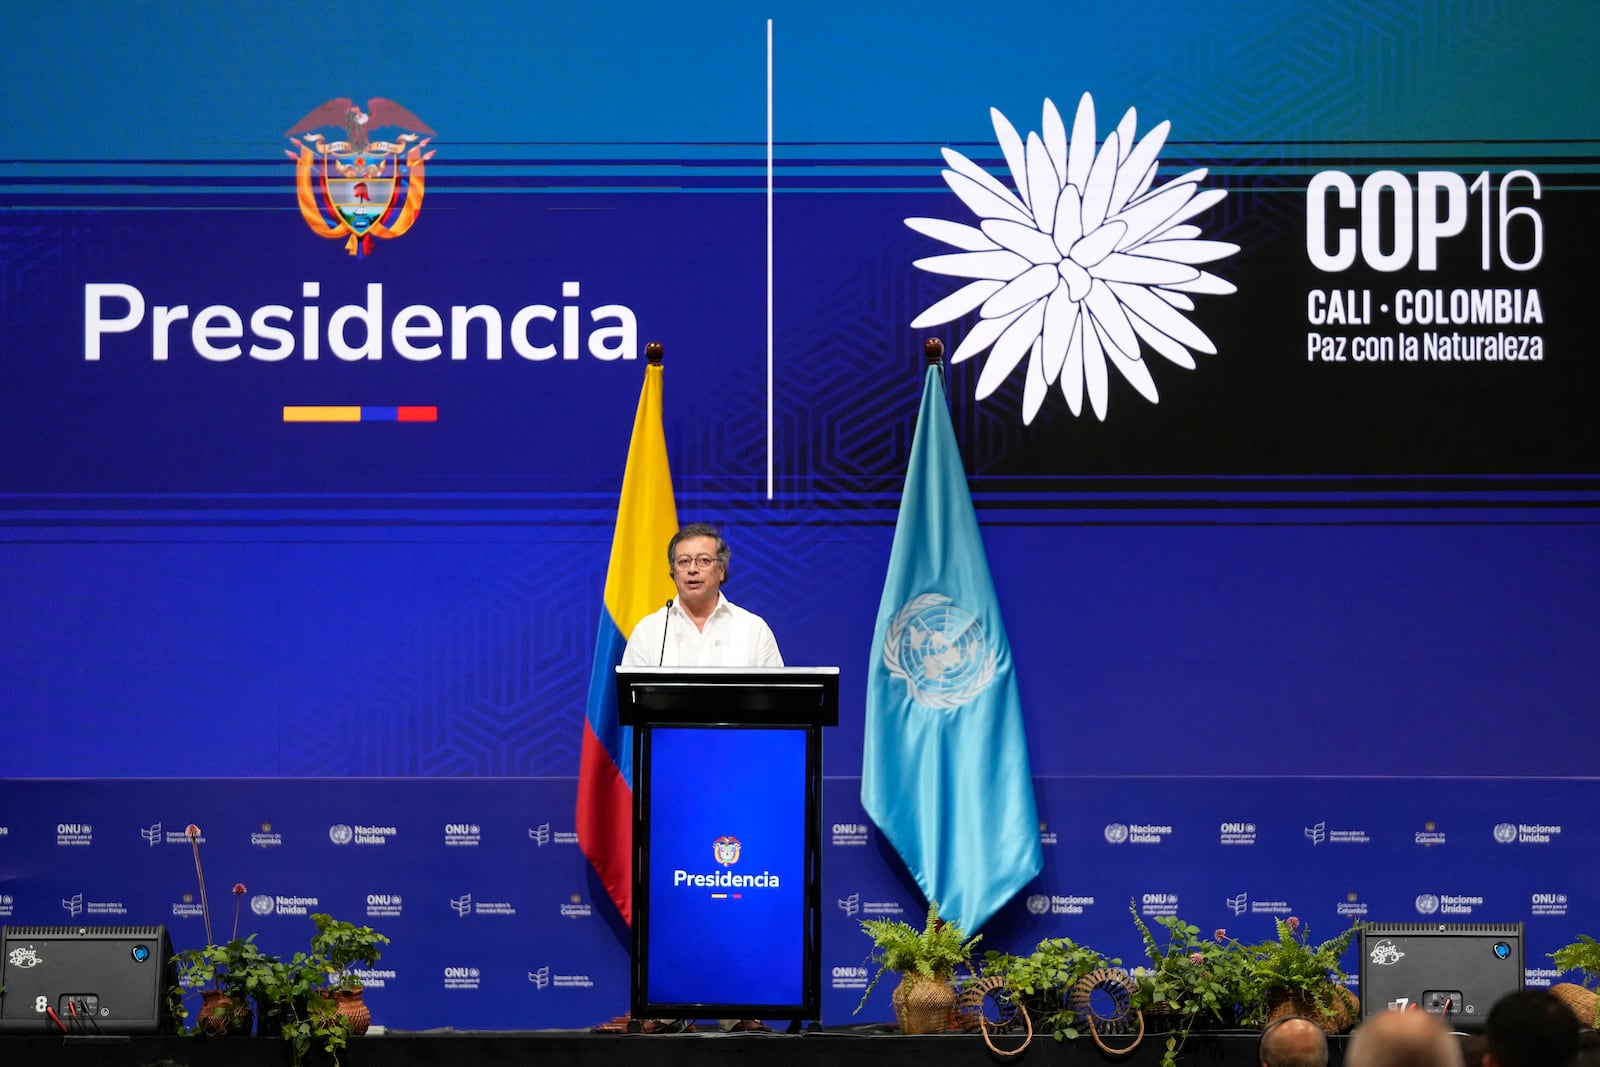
[284,97,435,256]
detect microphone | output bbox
[658,599,673,665]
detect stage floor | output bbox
[2,1026,1351,1067]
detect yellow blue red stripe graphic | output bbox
[282,406,437,422]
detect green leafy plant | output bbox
[981,935,1119,1042]
[172,935,270,1032]
[172,911,389,1064]
[854,901,980,1013]
[1550,934,1600,986]
[1241,915,1360,1027]
[253,914,389,1066]
[170,824,256,1033]
[308,913,389,993]
[1549,935,1600,1026]
[168,825,389,1063]
[1130,905,1256,1067]
[244,947,332,1066]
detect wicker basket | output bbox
[892,973,956,1034]
[1549,983,1598,1027]
[1263,986,1359,1034]
[195,990,253,1036]
[326,988,373,1035]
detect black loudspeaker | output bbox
[1359,922,1524,1030]
[0,925,174,1034]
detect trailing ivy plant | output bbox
[1130,905,1257,1067]
[981,935,1120,1042]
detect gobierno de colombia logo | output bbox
[284,97,435,258]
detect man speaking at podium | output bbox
[623,523,783,668]
[619,522,785,1034]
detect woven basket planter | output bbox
[1550,983,1598,1027]
[892,973,956,1034]
[329,988,372,1035]
[1263,986,1359,1034]
[195,990,253,1036]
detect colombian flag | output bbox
[576,356,678,926]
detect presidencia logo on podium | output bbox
[284,97,437,258]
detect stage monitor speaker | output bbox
[0,925,174,1034]
[1359,921,1523,1030]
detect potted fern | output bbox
[855,902,980,1033]
[1243,916,1361,1032]
[1548,934,1600,1026]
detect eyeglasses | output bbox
[673,554,720,570]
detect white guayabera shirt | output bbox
[621,594,783,668]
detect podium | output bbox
[616,666,839,1024]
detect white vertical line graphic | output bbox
[766,17,775,500]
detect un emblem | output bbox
[284,97,435,257]
[883,593,997,709]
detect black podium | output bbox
[616,666,839,1024]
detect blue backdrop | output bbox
[1,0,1596,1031]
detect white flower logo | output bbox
[908,94,1238,424]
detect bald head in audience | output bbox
[1345,1008,1465,1067]
[1260,1015,1328,1067]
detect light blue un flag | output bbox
[862,362,1043,936]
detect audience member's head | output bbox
[1456,1031,1486,1067]
[1482,989,1581,1067]
[1345,1007,1464,1067]
[1259,1014,1328,1067]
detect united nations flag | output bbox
[861,352,1043,935]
